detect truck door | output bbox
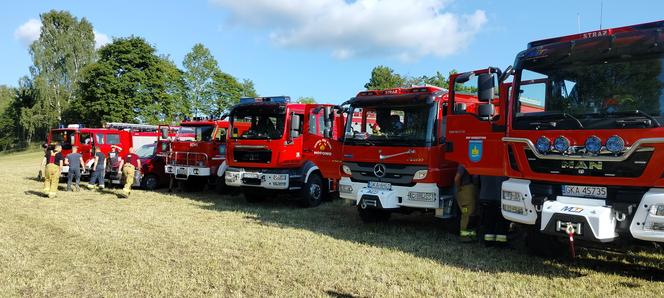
[444,68,507,176]
[303,105,343,179]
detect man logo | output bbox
[561,161,603,171]
[373,164,386,178]
[560,206,584,213]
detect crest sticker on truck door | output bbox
[468,139,483,163]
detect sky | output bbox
[1,0,663,105]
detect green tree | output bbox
[212,71,244,116]
[364,66,405,90]
[73,36,187,126]
[183,43,220,116]
[296,96,316,104]
[240,79,258,98]
[25,10,95,140]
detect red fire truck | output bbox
[446,20,664,255]
[47,123,161,177]
[339,86,485,222]
[162,119,236,191]
[224,96,345,207]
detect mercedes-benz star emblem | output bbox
[373,164,386,178]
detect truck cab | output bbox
[164,119,233,191]
[224,96,344,207]
[447,20,664,255]
[339,86,483,222]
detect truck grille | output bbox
[344,162,426,186]
[525,149,652,178]
[234,149,272,163]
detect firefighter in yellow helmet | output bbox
[121,147,141,198]
[41,144,64,198]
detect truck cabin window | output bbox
[514,53,664,130]
[232,114,285,139]
[51,130,75,149]
[176,125,215,142]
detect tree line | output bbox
[0,10,472,151]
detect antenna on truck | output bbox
[599,1,603,30]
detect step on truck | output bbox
[163,119,241,192]
[339,86,486,222]
[446,20,664,255]
[224,96,345,207]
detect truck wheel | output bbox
[299,173,323,207]
[141,174,159,190]
[525,229,567,259]
[358,206,391,223]
[244,188,265,203]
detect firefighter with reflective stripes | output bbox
[455,165,477,242]
[42,144,64,198]
[479,175,509,245]
[121,147,141,198]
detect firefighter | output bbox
[455,165,477,242]
[87,147,106,189]
[121,147,141,197]
[42,144,64,198]
[107,145,123,183]
[479,175,509,245]
[65,146,85,192]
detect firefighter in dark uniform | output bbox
[121,147,141,197]
[42,144,64,198]
[479,175,509,245]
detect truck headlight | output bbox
[339,184,353,194]
[342,165,352,175]
[502,204,525,215]
[502,190,523,202]
[272,174,288,181]
[649,205,664,216]
[408,191,436,202]
[413,169,428,180]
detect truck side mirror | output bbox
[291,114,301,138]
[160,127,169,140]
[478,73,495,102]
[478,103,495,120]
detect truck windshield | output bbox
[175,125,215,142]
[231,114,285,139]
[513,53,664,130]
[136,144,155,158]
[50,130,75,149]
[344,103,435,147]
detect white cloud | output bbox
[14,19,42,46]
[94,31,111,49]
[15,18,110,49]
[212,0,487,61]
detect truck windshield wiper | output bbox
[522,112,584,129]
[604,110,661,128]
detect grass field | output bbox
[1,151,663,297]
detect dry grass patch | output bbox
[0,150,663,297]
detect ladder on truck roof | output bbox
[105,122,159,132]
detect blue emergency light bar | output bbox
[239,96,290,104]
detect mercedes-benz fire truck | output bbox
[446,20,664,255]
[339,86,485,222]
[163,119,242,191]
[224,96,344,207]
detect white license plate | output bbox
[562,185,607,199]
[243,173,259,179]
[176,168,186,175]
[368,181,391,191]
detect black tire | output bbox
[358,206,391,223]
[525,229,567,259]
[299,173,323,208]
[243,188,265,203]
[141,174,159,190]
[215,176,228,194]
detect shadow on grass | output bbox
[24,190,47,198]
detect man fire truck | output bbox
[445,20,664,256]
[224,96,344,207]
[163,118,239,191]
[339,86,485,222]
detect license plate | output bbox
[176,168,186,175]
[368,181,391,190]
[562,185,607,199]
[243,173,259,179]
